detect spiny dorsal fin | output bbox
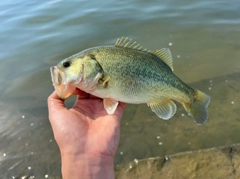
[115,38,173,71]
[115,37,147,52]
[150,48,174,71]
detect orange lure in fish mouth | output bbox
[50,66,76,99]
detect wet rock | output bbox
[115,143,240,179]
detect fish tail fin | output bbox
[183,89,210,125]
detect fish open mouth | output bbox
[50,66,76,99]
[50,66,69,85]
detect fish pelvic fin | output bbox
[103,98,119,114]
[183,90,210,125]
[147,99,177,120]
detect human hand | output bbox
[47,89,126,179]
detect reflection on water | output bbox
[1,0,240,178]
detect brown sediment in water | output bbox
[115,143,240,179]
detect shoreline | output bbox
[115,143,240,179]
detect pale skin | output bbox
[47,88,126,179]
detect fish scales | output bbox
[90,46,194,102]
[50,37,210,125]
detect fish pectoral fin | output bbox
[103,98,119,114]
[102,76,110,88]
[147,99,177,120]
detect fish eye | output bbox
[63,61,70,68]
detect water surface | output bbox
[1,0,240,178]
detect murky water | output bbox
[1,0,240,178]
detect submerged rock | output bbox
[115,143,240,179]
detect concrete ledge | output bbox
[115,143,240,179]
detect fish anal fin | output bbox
[103,98,119,114]
[147,99,177,120]
[151,48,174,71]
[182,89,210,125]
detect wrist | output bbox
[61,151,115,179]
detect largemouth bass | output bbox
[50,37,210,125]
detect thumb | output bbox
[48,91,67,116]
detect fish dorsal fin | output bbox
[150,48,174,71]
[115,38,174,71]
[115,37,147,52]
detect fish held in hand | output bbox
[50,37,210,125]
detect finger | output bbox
[47,91,66,114]
[89,94,100,99]
[115,102,127,118]
[118,102,127,111]
[72,88,90,99]
[72,88,87,96]
[72,87,104,100]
